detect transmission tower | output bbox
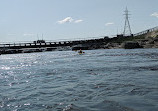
[123,7,132,36]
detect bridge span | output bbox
[0,26,158,52]
[0,37,108,50]
[134,26,158,37]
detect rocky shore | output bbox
[72,35,158,50]
[102,37,158,49]
[0,30,158,55]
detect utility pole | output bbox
[123,7,132,36]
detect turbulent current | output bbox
[0,49,158,111]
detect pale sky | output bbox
[0,0,158,42]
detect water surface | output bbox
[0,49,158,111]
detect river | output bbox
[0,49,158,111]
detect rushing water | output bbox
[0,49,158,111]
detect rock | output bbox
[153,38,158,43]
[121,41,142,49]
[104,43,120,49]
[72,44,89,50]
[143,44,154,48]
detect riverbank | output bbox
[0,31,158,55]
[72,34,158,50]
[0,37,158,55]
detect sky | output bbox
[0,0,158,43]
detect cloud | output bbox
[57,17,73,24]
[57,17,83,24]
[151,12,158,18]
[74,19,83,23]
[105,22,114,26]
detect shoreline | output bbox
[1,33,158,55]
[0,37,158,55]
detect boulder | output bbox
[121,41,142,49]
[153,38,158,43]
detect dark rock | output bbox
[46,47,57,51]
[153,38,158,42]
[72,46,89,50]
[121,41,142,49]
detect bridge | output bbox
[134,26,158,37]
[0,37,108,50]
[0,26,158,54]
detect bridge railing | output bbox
[134,26,158,37]
[0,36,107,48]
